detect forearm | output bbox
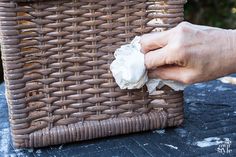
[223,29,236,75]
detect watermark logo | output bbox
[216,138,232,155]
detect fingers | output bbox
[140,29,172,53]
[148,66,182,81]
[144,47,170,69]
[148,66,193,84]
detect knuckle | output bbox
[140,34,149,52]
[182,77,192,84]
[157,70,168,80]
[144,54,152,69]
[178,48,188,61]
[145,62,151,69]
[181,75,195,84]
[173,41,183,51]
[176,21,191,34]
[140,41,146,52]
[163,55,172,65]
[179,21,191,26]
[178,21,191,28]
[170,32,189,61]
[169,40,184,55]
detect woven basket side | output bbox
[0,0,25,147]
[0,0,186,148]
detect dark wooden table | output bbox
[1,76,236,157]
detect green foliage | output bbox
[185,0,236,29]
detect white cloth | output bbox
[110,36,187,94]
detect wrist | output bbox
[225,29,236,74]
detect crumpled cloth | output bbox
[110,36,187,94]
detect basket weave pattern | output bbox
[0,0,186,147]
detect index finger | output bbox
[140,29,171,53]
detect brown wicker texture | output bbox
[0,0,186,148]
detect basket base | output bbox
[14,110,183,148]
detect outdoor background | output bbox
[0,0,236,82]
[185,0,236,28]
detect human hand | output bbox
[141,22,236,84]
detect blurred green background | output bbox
[185,0,236,28]
[0,0,236,82]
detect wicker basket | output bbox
[0,0,186,148]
